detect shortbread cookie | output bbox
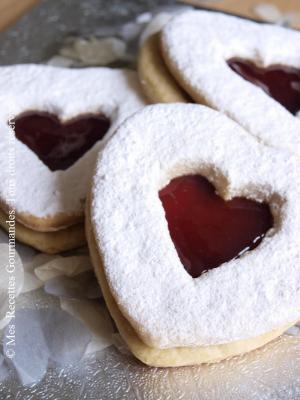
[161,11,300,154]
[0,208,84,254]
[0,64,145,251]
[86,205,291,367]
[138,33,190,103]
[88,103,300,366]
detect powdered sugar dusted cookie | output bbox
[88,103,300,366]
[0,64,145,252]
[161,11,300,154]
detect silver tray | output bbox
[0,1,300,399]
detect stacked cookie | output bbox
[2,10,300,367]
[138,10,300,154]
[0,65,145,253]
[89,11,300,366]
[87,103,300,366]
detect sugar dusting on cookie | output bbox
[90,104,300,349]
[161,10,300,155]
[0,65,145,221]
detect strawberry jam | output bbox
[159,175,273,278]
[228,58,300,115]
[14,112,110,171]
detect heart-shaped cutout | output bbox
[159,175,273,278]
[228,58,300,115]
[14,112,111,171]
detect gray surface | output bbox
[1,1,300,399]
[0,0,174,65]
[1,335,300,400]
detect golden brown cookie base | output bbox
[0,200,83,232]
[86,199,294,367]
[0,208,86,254]
[138,31,212,107]
[138,33,191,104]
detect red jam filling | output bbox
[159,175,273,278]
[13,112,111,171]
[227,58,300,115]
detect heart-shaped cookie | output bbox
[160,11,300,154]
[88,104,300,366]
[0,65,145,253]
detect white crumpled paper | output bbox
[253,3,300,26]
[0,237,113,386]
[61,298,114,355]
[34,255,92,281]
[56,36,127,67]
[0,244,24,329]
[3,308,91,385]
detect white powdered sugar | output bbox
[91,104,300,349]
[0,65,145,221]
[161,10,300,155]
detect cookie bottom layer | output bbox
[139,32,214,108]
[0,200,83,232]
[86,203,293,367]
[0,208,85,254]
[138,33,190,104]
